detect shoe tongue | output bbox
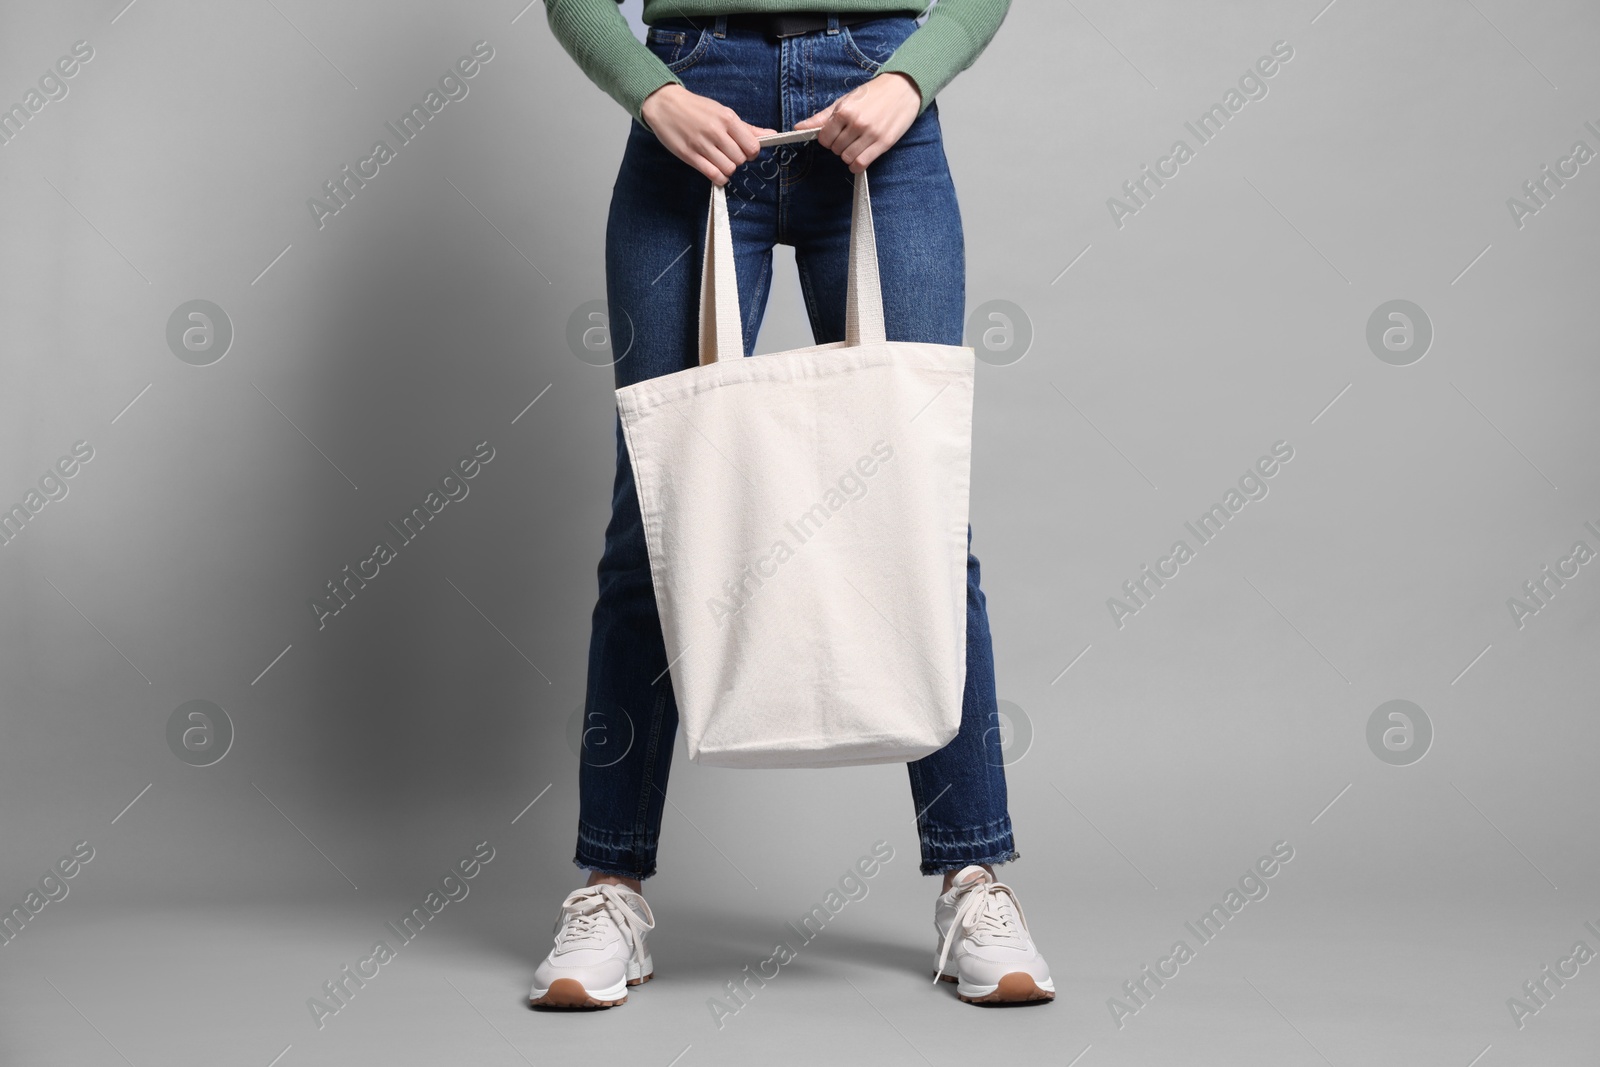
[583,884,650,927]
[559,888,612,929]
[954,865,991,888]
[566,886,608,910]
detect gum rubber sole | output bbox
[937,970,1055,1004]
[530,971,653,1009]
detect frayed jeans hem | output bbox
[920,848,1020,877]
[916,815,1019,875]
[574,822,658,881]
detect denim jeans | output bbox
[574,12,1017,878]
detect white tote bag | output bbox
[614,128,975,769]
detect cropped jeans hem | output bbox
[574,820,660,881]
[917,814,1019,876]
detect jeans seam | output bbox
[792,249,825,342]
[745,261,771,355]
[907,759,931,823]
[632,683,669,854]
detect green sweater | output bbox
[544,0,1011,125]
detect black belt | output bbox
[723,10,918,38]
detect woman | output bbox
[535,0,1050,1009]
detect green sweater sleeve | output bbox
[876,0,1012,117]
[543,1,1011,126]
[543,0,683,127]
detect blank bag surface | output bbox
[614,128,976,769]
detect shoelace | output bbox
[932,876,1031,983]
[552,884,656,972]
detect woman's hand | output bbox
[640,83,777,186]
[794,71,922,173]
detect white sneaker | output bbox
[529,882,656,1008]
[933,865,1055,1003]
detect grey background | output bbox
[3,0,1598,1063]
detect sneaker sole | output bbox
[530,971,653,1009]
[937,970,1055,1004]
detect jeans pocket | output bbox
[840,17,916,74]
[645,25,711,73]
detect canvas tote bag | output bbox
[614,127,976,769]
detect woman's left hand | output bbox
[794,71,922,173]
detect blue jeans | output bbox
[574,13,1017,878]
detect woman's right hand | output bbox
[640,84,776,186]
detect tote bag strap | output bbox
[698,127,888,365]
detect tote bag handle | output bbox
[698,127,887,365]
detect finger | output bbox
[815,120,839,150]
[700,139,741,181]
[835,117,876,166]
[806,108,842,141]
[696,157,728,186]
[845,138,883,173]
[728,122,764,161]
[793,104,834,130]
[708,129,747,173]
[829,120,866,161]
[825,104,868,152]
[743,127,778,162]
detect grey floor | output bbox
[6,893,1590,1065]
[4,758,1595,1066]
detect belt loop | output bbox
[713,14,727,38]
[825,14,840,34]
